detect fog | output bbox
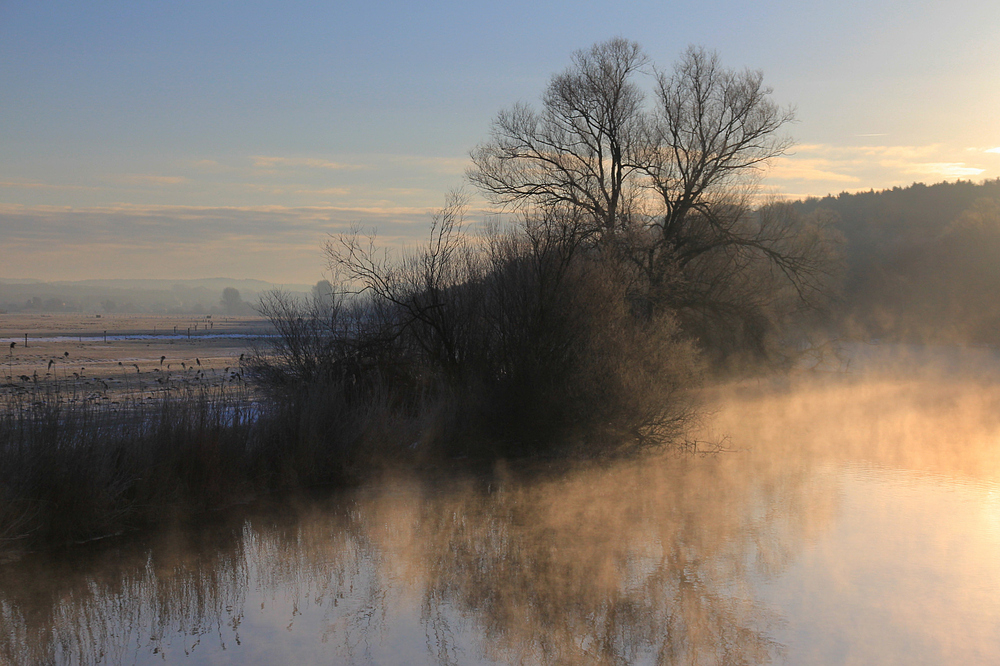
[0,278,310,315]
[3,347,1000,664]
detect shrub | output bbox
[248,198,702,458]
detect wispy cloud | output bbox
[854,144,941,160]
[114,174,188,186]
[768,158,860,183]
[0,180,99,191]
[0,203,444,281]
[986,147,1000,154]
[765,142,996,196]
[0,203,441,246]
[904,163,985,178]
[250,156,369,171]
[292,187,351,196]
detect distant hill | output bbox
[0,278,314,315]
[792,179,1000,343]
[3,277,313,292]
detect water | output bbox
[3,368,1000,664]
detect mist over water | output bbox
[3,345,1000,664]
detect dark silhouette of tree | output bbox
[312,279,334,302]
[469,38,649,241]
[470,39,839,364]
[221,287,244,315]
[311,279,335,318]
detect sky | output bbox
[2,0,998,283]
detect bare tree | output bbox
[469,37,649,241]
[470,39,839,363]
[314,195,699,449]
[636,46,797,296]
[646,47,794,232]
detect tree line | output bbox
[794,179,1000,343]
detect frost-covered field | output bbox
[0,313,272,402]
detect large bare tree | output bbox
[469,39,839,362]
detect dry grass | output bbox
[0,315,397,553]
[0,262,705,553]
[0,314,269,403]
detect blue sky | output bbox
[2,0,998,282]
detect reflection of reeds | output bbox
[0,448,805,665]
[0,501,373,665]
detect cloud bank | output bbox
[765,143,998,199]
[0,203,440,283]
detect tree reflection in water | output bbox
[0,440,838,665]
[6,368,999,664]
[395,458,798,665]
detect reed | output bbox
[0,383,377,551]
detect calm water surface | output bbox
[3,360,1000,664]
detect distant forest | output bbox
[793,178,1000,344]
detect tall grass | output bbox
[0,385,386,550]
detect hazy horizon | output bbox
[2,1,998,283]
[0,275,314,289]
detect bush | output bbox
[247,199,702,458]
